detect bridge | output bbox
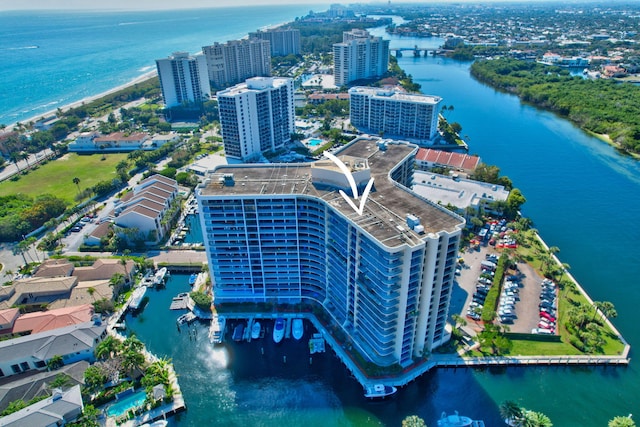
[389,45,443,57]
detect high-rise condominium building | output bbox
[155,52,211,108]
[333,29,389,87]
[248,28,301,57]
[349,86,442,141]
[202,39,271,90]
[216,77,294,161]
[196,137,465,368]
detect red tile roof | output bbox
[415,148,480,171]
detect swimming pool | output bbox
[308,138,323,146]
[106,390,148,417]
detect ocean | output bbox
[0,5,318,125]
[3,6,640,426]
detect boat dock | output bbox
[284,317,292,339]
[169,293,190,310]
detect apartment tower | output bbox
[333,29,390,86]
[202,39,271,90]
[155,52,211,108]
[216,77,294,161]
[196,137,465,368]
[248,28,301,57]
[349,86,442,141]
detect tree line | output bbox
[470,58,640,154]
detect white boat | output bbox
[152,267,167,286]
[364,384,397,399]
[437,411,485,427]
[129,285,147,310]
[292,318,304,340]
[251,321,261,339]
[177,312,196,325]
[139,421,168,427]
[273,318,285,343]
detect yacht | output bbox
[233,323,245,342]
[273,318,285,343]
[437,411,485,427]
[251,321,261,339]
[292,318,304,340]
[129,285,147,311]
[364,384,397,400]
[152,267,167,286]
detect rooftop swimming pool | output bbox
[106,390,147,417]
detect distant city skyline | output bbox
[0,0,540,12]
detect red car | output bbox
[539,311,556,322]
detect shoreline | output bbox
[3,70,158,132]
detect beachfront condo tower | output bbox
[155,52,211,108]
[216,77,295,161]
[248,28,301,57]
[196,137,465,368]
[333,29,390,87]
[202,39,271,90]
[349,86,443,142]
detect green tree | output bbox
[48,373,72,390]
[95,335,120,360]
[609,416,636,427]
[594,301,617,321]
[402,415,427,427]
[83,365,108,391]
[47,354,64,370]
[521,410,553,427]
[73,177,81,194]
[500,400,523,425]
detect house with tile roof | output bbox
[113,174,179,244]
[0,361,88,413]
[0,384,83,426]
[415,148,481,175]
[0,322,105,379]
[10,304,94,336]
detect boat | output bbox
[437,411,485,427]
[177,312,196,325]
[364,384,397,400]
[251,321,261,339]
[139,421,168,427]
[188,273,198,286]
[233,323,245,341]
[273,318,285,343]
[129,285,147,310]
[152,267,167,286]
[292,318,304,340]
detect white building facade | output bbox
[155,52,211,108]
[197,138,465,368]
[333,29,390,86]
[349,87,442,141]
[202,39,271,89]
[217,77,295,161]
[249,28,301,57]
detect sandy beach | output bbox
[4,70,158,132]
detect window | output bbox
[20,362,29,371]
[35,361,46,368]
[11,364,20,374]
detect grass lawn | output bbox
[508,339,582,356]
[0,153,127,204]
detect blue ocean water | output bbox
[0,6,318,125]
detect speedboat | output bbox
[152,267,167,286]
[251,321,261,339]
[437,411,484,427]
[273,318,285,343]
[188,273,198,286]
[364,384,397,399]
[129,285,147,311]
[292,318,303,340]
[233,323,245,341]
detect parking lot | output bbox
[452,243,554,335]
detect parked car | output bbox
[70,226,82,232]
[538,319,555,329]
[531,328,554,335]
[540,311,556,322]
[539,301,556,310]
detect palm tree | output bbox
[402,415,427,427]
[594,301,617,321]
[95,335,120,360]
[73,177,81,194]
[109,272,126,295]
[609,415,635,427]
[47,354,64,371]
[500,400,523,426]
[521,410,553,427]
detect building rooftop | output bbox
[349,86,442,106]
[199,137,464,248]
[416,148,481,171]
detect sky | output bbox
[0,0,382,11]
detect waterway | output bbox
[120,20,638,427]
